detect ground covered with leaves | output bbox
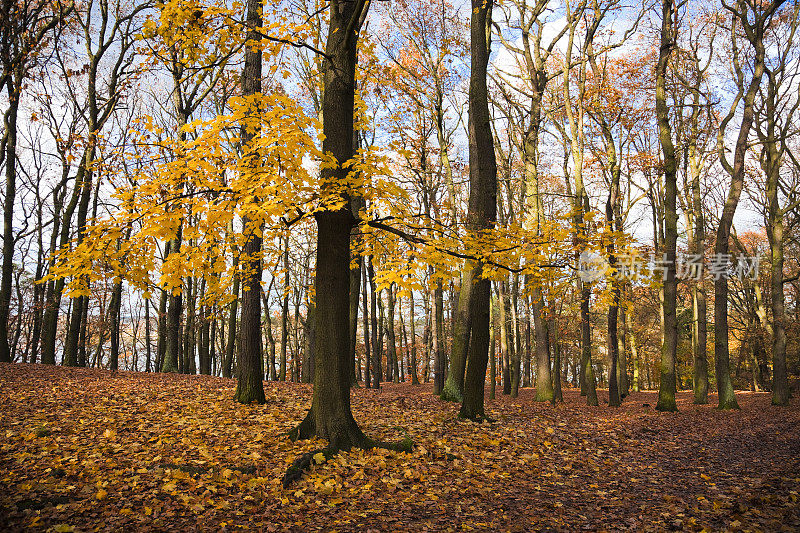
[1,364,799,531]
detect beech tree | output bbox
[1,0,73,363]
[288,0,411,451]
[752,1,800,406]
[654,0,680,412]
[458,0,497,421]
[713,0,786,410]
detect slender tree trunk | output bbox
[145,296,152,372]
[109,278,123,371]
[233,0,267,403]
[459,0,497,421]
[349,197,363,386]
[765,126,788,405]
[409,290,420,384]
[713,2,777,410]
[655,0,679,412]
[489,299,496,400]
[262,287,277,380]
[223,260,239,378]
[387,284,399,383]
[368,256,381,388]
[432,277,446,394]
[280,233,290,381]
[0,79,20,363]
[362,259,371,389]
[549,317,563,402]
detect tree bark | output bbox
[655,0,679,412]
[290,0,373,449]
[459,0,497,421]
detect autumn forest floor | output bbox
[1,364,799,532]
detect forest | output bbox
[1,0,800,530]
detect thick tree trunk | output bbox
[161,234,183,373]
[292,214,366,447]
[291,0,373,449]
[109,280,123,371]
[441,265,474,401]
[532,287,553,402]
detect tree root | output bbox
[281,447,337,488]
[439,381,463,403]
[281,433,413,488]
[457,411,495,423]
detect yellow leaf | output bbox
[313,452,326,464]
[95,489,108,501]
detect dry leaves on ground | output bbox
[1,363,799,531]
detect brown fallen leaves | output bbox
[1,363,799,532]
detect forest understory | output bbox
[2,364,799,531]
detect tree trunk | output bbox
[234,0,267,403]
[459,0,497,421]
[109,278,123,371]
[441,265,474,401]
[387,284,399,383]
[549,317,563,402]
[409,290,420,384]
[432,277,446,394]
[489,299,496,400]
[290,0,372,449]
[368,256,381,388]
[161,232,183,373]
[223,259,238,378]
[532,286,553,401]
[362,259,371,389]
[349,197,364,387]
[655,0,678,412]
[280,233,290,381]
[0,86,19,363]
